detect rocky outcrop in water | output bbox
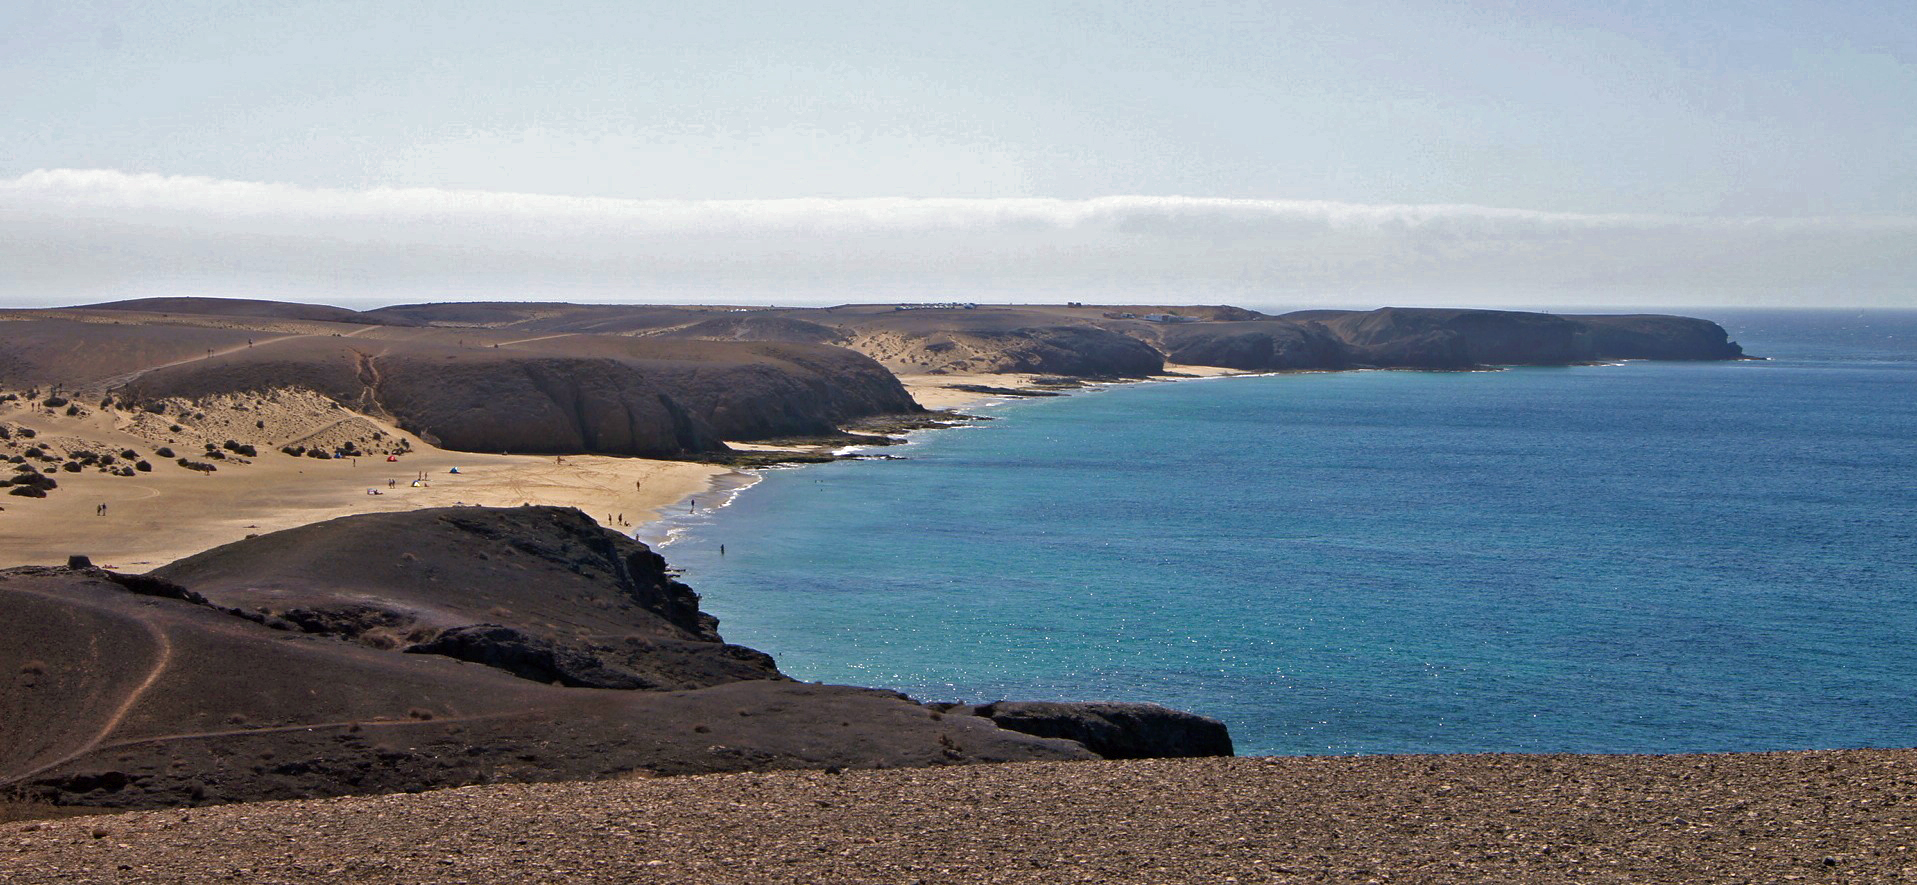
[956,701,1236,759]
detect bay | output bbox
[659,310,1917,756]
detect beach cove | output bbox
[659,310,1917,757]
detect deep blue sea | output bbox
[657,310,1917,757]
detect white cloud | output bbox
[1,169,1913,308]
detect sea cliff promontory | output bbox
[0,506,1230,812]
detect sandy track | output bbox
[0,587,171,786]
[93,335,305,391]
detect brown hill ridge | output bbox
[366,300,1750,372]
[0,300,1747,462]
[0,506,1231,812]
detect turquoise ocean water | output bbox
[657,311,1916,756]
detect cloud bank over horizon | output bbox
[2,169,1912,311]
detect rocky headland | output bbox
[0,506,1231,813]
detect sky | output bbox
[2,0,1913,310]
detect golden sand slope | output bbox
[0,393,727,570]
[0,366,1241,569]
[4,750,1913,883]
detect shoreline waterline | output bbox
[651,331,1917,757]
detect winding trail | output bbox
[93,325,381,392]
[0,590,174,787]
[88,711,527,755]
[94,336,302,392]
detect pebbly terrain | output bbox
[4,750,1912,883]
[0,506,1230,812]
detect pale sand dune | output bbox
[0,397,730,570]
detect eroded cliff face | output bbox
[1567,314,1747,361]
[364,354,722,456]
[116,337,920,457]
[632,343,925,440]
[1257,308,1747,369]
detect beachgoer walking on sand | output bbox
[97,503,106,516]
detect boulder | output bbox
[961,701,1234,759]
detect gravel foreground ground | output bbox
[5,750,1914,884]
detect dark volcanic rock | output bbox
[116,336,919,457]
[2,507,1235,810]
[153,506,776,690]
[0,566,1096,810]
[1568,314,1747,361]
[404,624,656,689]
[368,352,725,456]
[1295,307,1579,367]
[963,701,1235,760]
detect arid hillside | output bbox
[5,750,1910,883]
[0,507,1229,812]
[370,300,1749,373]
[0,305,920,458]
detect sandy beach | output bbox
[0,365,1256,571]
[0,395,730,570]
[897,365,1249,411]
